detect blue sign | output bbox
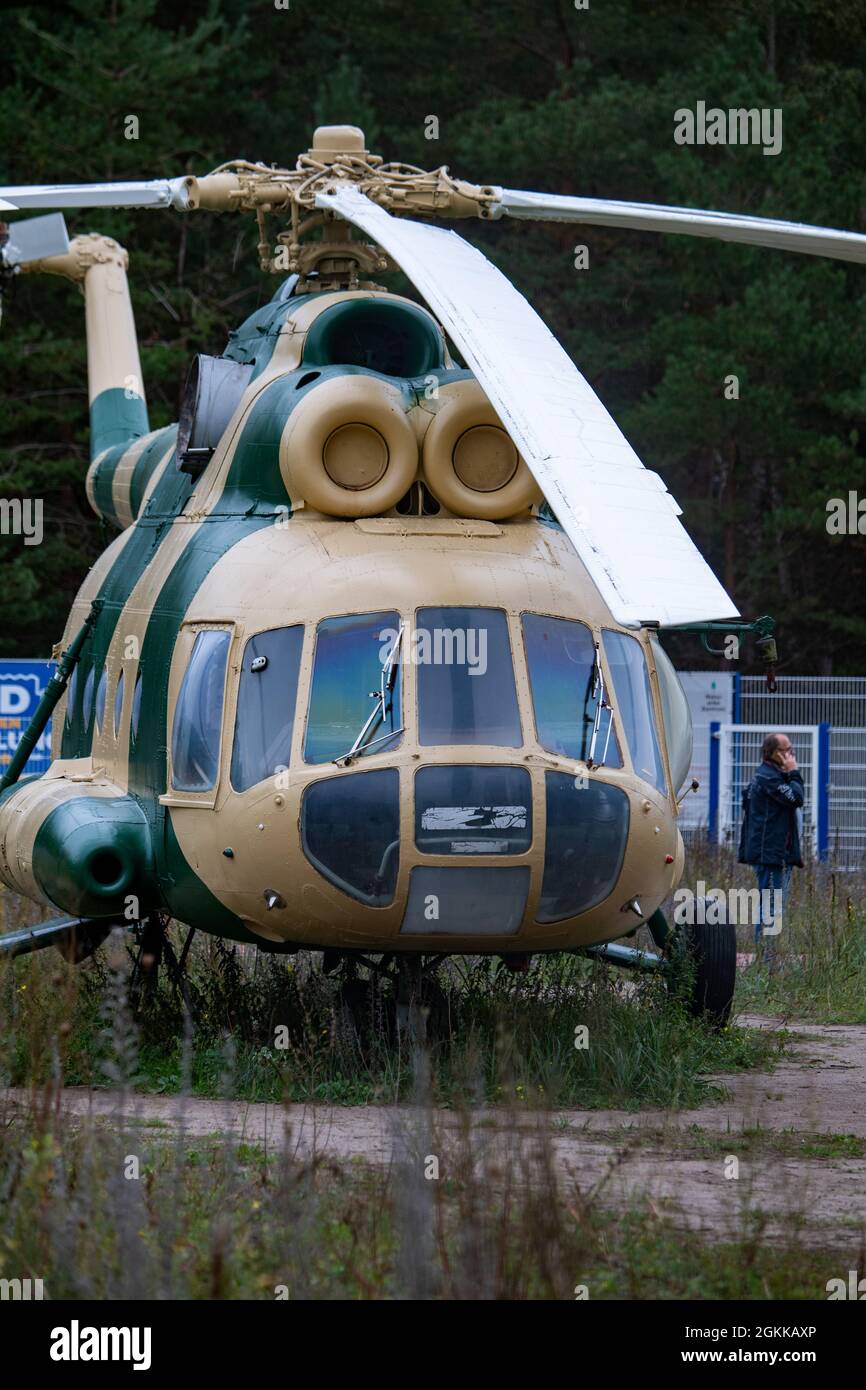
[0,659,56,778]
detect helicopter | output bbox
[1,123,861,1030]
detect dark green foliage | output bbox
[1,0,865,667]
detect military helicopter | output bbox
[1,125,861,1028]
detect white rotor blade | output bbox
[0,178,193,212]
[316,184,737,626]
[494,189,866,264]
[0,198,17,211]
[1,212,70,267]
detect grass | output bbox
[656,842,866,1025]
[4,840,862,1117]
[1,853,863,1301]
[580,1123,866,1160]
[0,916,783,1111]
[0,1087,860,1300]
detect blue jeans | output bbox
[754,865,792,945]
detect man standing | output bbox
[738,732,805,956]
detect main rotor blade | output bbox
[1,212,70,267]
[316,183,737,627]
[0,178,194,212]
[494,189,866,264]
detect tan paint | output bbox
[24,235,145,407]
[421,378,542,518]
[280,374,418,516]
[110,432,157,528]
[0,760,123,907]
[86,447,110,515]
[18,281,684,956]
[164,512,682,953]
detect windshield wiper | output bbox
[587,642,614,769]
[334,623,405,767]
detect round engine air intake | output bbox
[279,375,418,517]
[421,381,542,519]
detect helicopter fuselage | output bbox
[0,282,688,955]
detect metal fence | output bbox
[738,676,866,867]
[716,723,820,856]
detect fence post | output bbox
[817,721,831,861]
[708,720,720,844]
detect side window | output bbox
[94,668,107,732]
[232,626,303,791]
[131,670,143,740]
[305,612,401,765]
[523,613,621,765]
[416,606,521,747]
[536,773,629,922]
[650,635,693,793]
[81,665,95,729]
[171,630,231,792]
[603,630,667,795]
[65,665,78,727]
[114,669,125,737]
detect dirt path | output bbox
[4,1015,865,1245]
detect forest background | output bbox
[1,0,865,673]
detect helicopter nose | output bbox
[296,761,631,937]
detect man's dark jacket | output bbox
[738,760,805,868]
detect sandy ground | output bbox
[4,1014,865,1245]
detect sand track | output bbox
[4,1015,865,1246]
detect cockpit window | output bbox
[536,773,629,922]
[650,634,693,793]
[416,607,521,747]
[305,612,402,764]
[415,765,532,855]
[114,669,125,738]
[522,613,621,766]
[171,629,231,792]
[302,769,399,906]
[232,626,303,792]
[602,630,667,794]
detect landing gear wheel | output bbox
[670,909,737,1028]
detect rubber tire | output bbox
[672,910,737,1028]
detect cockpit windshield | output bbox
[602,629,667,794]
[416,606,522,746]
[522,613,621,766]
[304,611,403,764]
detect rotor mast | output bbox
[185,125,500,290]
